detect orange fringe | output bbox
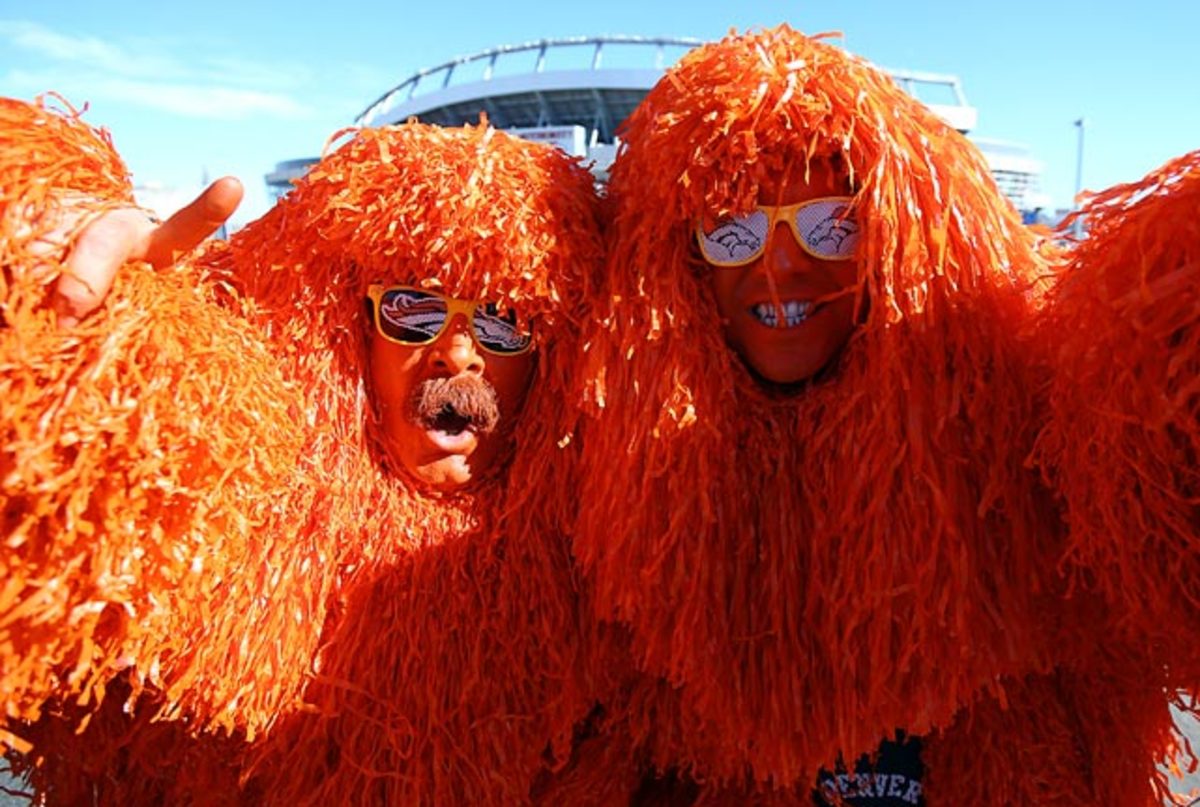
[1,95,317,744]
[3,101,606,803]
[547,25,1072,790]
[8,676,245,806]
[926,659,1183,806]
[6,36,1193,801]
[1033,149,1200,687]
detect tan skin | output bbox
[708,160,860,385]
[44,177,244,327]
[369,307,534,491]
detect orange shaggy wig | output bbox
[2,98,604,804]
[553,25,1067,790]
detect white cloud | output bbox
[0,20,181,78]
[0,19,313,120]
[202,55,314,90]
[97,77,311,120]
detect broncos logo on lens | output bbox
[373,286,532,355]
[700,218,767,264]
[804,205,859,257]
[379,289,448,343]
[473,305,532,353]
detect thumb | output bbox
[54,209,147,328]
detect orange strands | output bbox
[560,26,1059,788]
[229,121,605,807]
[4,102,606,805]
[926,662,1181,806]
[1034,149,1200,686]
[1,96,314,746]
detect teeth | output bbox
[751,301,813,328]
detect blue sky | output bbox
[3,1,1197,228]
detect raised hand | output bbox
[49,176,243,327]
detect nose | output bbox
[427,313,485,375]
[759,219,812,278]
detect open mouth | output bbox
[430,403,474,435]
[750,300,816,329]
[416,399,485,456]
[411,375,501,442]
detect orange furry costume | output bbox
[1,98,604,804]
[1034,150,1200,690]
[2,96,316,745]
[3,29,1196,804]
[534,27,1186,804]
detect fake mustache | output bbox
[410,375,500,435]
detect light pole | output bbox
[1073,118,1086,237]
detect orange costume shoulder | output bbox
[1034,150,1200,689]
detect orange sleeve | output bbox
[1033,149,1200,690]
[0,97,322,751]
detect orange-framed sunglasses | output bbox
[695,196,860,268]
[366,284,533,356]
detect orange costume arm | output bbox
[926,657,1186,807]
[1033,150,1200,688]
[0,97,322,752]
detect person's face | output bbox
[368,291,535,492]
[707,159,861,385]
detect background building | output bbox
[266,36,1045,216]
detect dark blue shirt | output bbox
[812,733,924,807]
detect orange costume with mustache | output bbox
[1,97,604,804]
[532,27,1187,805]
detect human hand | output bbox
[47,176,244,327]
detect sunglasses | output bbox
[366,285,533,356]
[695,196,860,267]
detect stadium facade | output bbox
[266,36,1045,215]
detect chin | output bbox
[750,357,825,386]
[745,349,843,387]
[401,454,476,492]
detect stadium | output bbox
[266,35,1046,217]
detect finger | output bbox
[142,176,243,268]
[53,211,146,328]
